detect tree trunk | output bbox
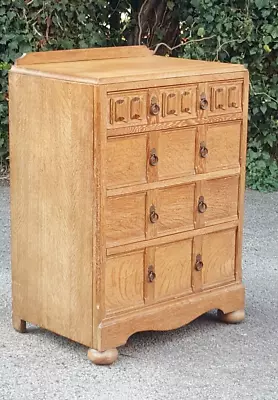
[126,0,180,55]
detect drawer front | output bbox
[196,176,239,228]
[196,122,241,174]
[105,250,145,314]
[106,135,148,189]
[151,239,193,301]
[150,128,196,181]
[193,229,236,291]
[154,184,195,237]
[208,81,243,116]
[106,193,146,247]
[108,91,148,128]
[159,85,197,121]
[107,85,197,130]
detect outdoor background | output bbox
[0,0,277,191]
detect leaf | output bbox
[197,27,205,37]
[167,1,175,11]
[260,105,267,114]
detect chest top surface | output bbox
[12,45,246,85]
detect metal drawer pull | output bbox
[150,205,159,223]
[148,265,156,282]
[150,97,160,115]
[149,148,159,166]
[198,196,207,213]
[200,142,209,158]
[195,254,204,271]
[200,93,208,110]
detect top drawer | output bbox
[107,81,243,131]
[107,85,197,129]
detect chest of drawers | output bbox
[9,45,249,365]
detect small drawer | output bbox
[196,121,241,174]
[108,90,148,128]
[106,134,148,189]
[105,250,145,315]
[159,85,197,121]
[196,176,239,228]
[208,81,243,116]
[148,128,196,182]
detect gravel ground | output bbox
[0,186,278,400]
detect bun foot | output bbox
[87,348,118,365]
[217,309,245,324]
[12,315,26,333]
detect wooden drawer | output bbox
[105,228,236,315]
[208,81,243,116]
[196,121,241,174]
[158,85,197,122]
[107,85,197,129]
[196,176,239,228]
[149,128,196,181]
[106,183,195,247]
[106,128,196,189]
[105,250,145,314]
[105,239,193,315]
[193,229,236,291]
[106,176,239,247]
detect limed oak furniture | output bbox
[9,46,249,365]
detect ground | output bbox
[0,186,277,400]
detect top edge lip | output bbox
[10,61,247,86]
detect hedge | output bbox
[1,0,278,191]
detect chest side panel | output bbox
[9,73,94,347]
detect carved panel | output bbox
[162,92,178,117]
[160,85,197,121]
[209,81,243,115]
[227,83,242,110]
[211,86,226,112]
[130,96,142,120]
[108,91,147,127]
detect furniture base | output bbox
[12,315,26,333]
[217,309,245,324]
[87,348,118,365]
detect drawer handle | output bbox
[150,97,160,116]
[198,196,207,213]
[149,148,159,166]
[195,254,204,271]
[150,205,159,223]
[200,93,208,110]
[200,142,209,158]
[148,265,156,282]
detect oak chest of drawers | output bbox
[9,45,249,365]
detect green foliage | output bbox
[177,0,278,191]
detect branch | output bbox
[153,35,216,55]
[214,38,243,61]
[250,82,278,105]
[138,0,148,45]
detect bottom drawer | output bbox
[105,228,237,315]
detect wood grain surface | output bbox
[9,73,94,347]
[10,47,249,355]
